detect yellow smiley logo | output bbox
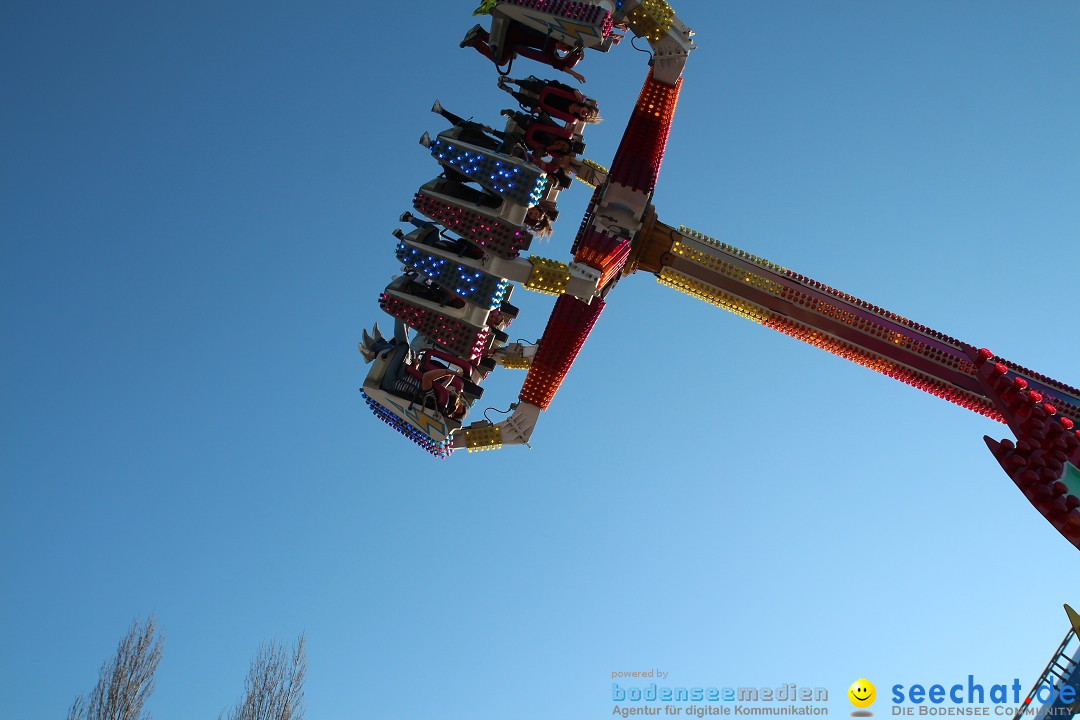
[848,679,876,709]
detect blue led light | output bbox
[362,392,452,458]
[395,244,508,310]
[430,138,544,206]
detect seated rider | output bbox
[431,100,536,160]
[397,211,484,260]
[524,201,557,238]
[420,366,468,420]
[429,100,507,152]
[430,102,578,193]
[497,76,601,125]
[460,22,586,84]
[375,347,468,420]
[433,168,504,210]
[431,169,557,237]
[400,271,467,310]
[502,110,583,161]
[499,110,583,181]
[358,323,394,363]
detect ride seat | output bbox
[377,343,462,414]
[425,234,485,260]
[399,363,451,413]
[500,300,520,319]
[420,349,484,399]
[420,348,476,377]
[416,358,465,394]
[538,86,586,125]
[524,122,574,151]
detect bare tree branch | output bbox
[223,633,306,720]
[66,695,87,720]
[68,616,163,720]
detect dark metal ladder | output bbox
[1014,607,1080,720]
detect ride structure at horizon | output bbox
[358,0,1080,552]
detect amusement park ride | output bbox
[357,1,1080,552]
[1016,605,1080,720]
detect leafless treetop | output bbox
[66,616,164,720]
[222,633,307,720]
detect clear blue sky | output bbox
[2,2,1079,718]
